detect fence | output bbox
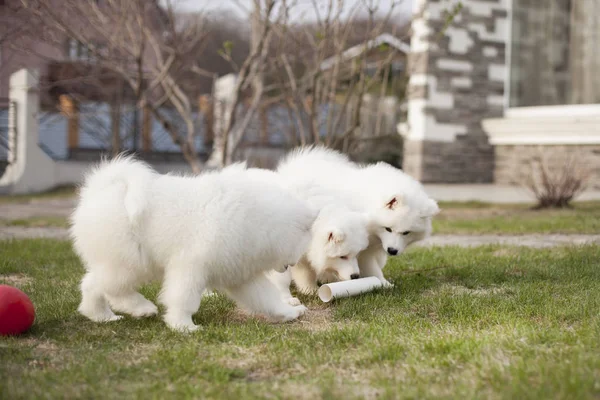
[35,94,401,166]
[0,69,194,195]
[1,68,403,193]
[38,102,206,161]
[0,98,16,177]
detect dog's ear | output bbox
[420,198,440,217]
[327,229,346,244]
[384,194,403,210]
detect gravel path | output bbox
[1,197,599,247]
[0,198,76,219]
[0,226,70,240]
[1,225,599,247]
[420,234,600,248]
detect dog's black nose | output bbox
[387,247,398,256]
[350,273,360,280]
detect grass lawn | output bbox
[433,201,600,235]
[0,216,70,229]
[2,201,600,235]
[0,186,77,205]
[2,186,600,235]
[1,239,599,399]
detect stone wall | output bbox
[403,0,509,183]
[495,144,600,189]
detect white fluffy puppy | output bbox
[240,167,370,296]
[277,147,439,285]
[268,204,370,298]
[71,157,317,332]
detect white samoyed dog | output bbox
[266,203,370,298]
[70,157,317,332]
[239,167,370,297]
[277,147,440,286]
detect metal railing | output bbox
[0,99,17,166]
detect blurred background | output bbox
[0,0,598,207]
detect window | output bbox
[65,39,95,62]
[509,0,600,107]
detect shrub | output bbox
[522,148,591,209]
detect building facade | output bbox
[403,0,600,186]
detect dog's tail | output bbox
[79,154,155,228]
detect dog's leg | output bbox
[222,273,307,322]
[358,250,394,288]
[159,259,204,332]
[290,261,319,294]
[375,250,388,271]
[78,271,122,322]
[105,291,158,318]
[266,270,301,306]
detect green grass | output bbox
[1,188,598,234]
[0,185,77,204]
[1,239,600,399]
[4,200,600,234]
[3,201,600,233]
[434,201,600,235]
[0,216,70,228]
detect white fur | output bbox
[277,146,440,286]
[71,157,317,332]
[243,167,370,295]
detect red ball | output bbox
[0,285,35,335]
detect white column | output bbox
[0,69,57,194]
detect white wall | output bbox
[0,69,194,195]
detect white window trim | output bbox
[487,0,600,145]
[503,0,513,111]
[506,104,600,118]
[484,112,600,145]
[504,0,600,115]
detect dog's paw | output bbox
[85,313,123,323]
[275,304,307,322]
[293,304,308,316]
[130,302,158,318]
[381,279,394,289]
[102,314,124,322]
[164,313,200,333]
[166,321,201,333]
[287,297,302,306]
[79,306,123,322]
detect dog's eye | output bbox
[402,231,411,236]
[385,227,392,232]
[340,255,348,260]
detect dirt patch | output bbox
[14,339,69,370]
[492,248,522,257]
[327,365,384,399]
[0,274,33,287]
[221,302,334,331]
[438,207,519,220]
[221,346,265,371]
[425,283,510,298]
[276,382,323,400]
[506,268,526,277]
[296,307,333,332]
[120,343,162,367]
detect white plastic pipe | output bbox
[318,277,384,302]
